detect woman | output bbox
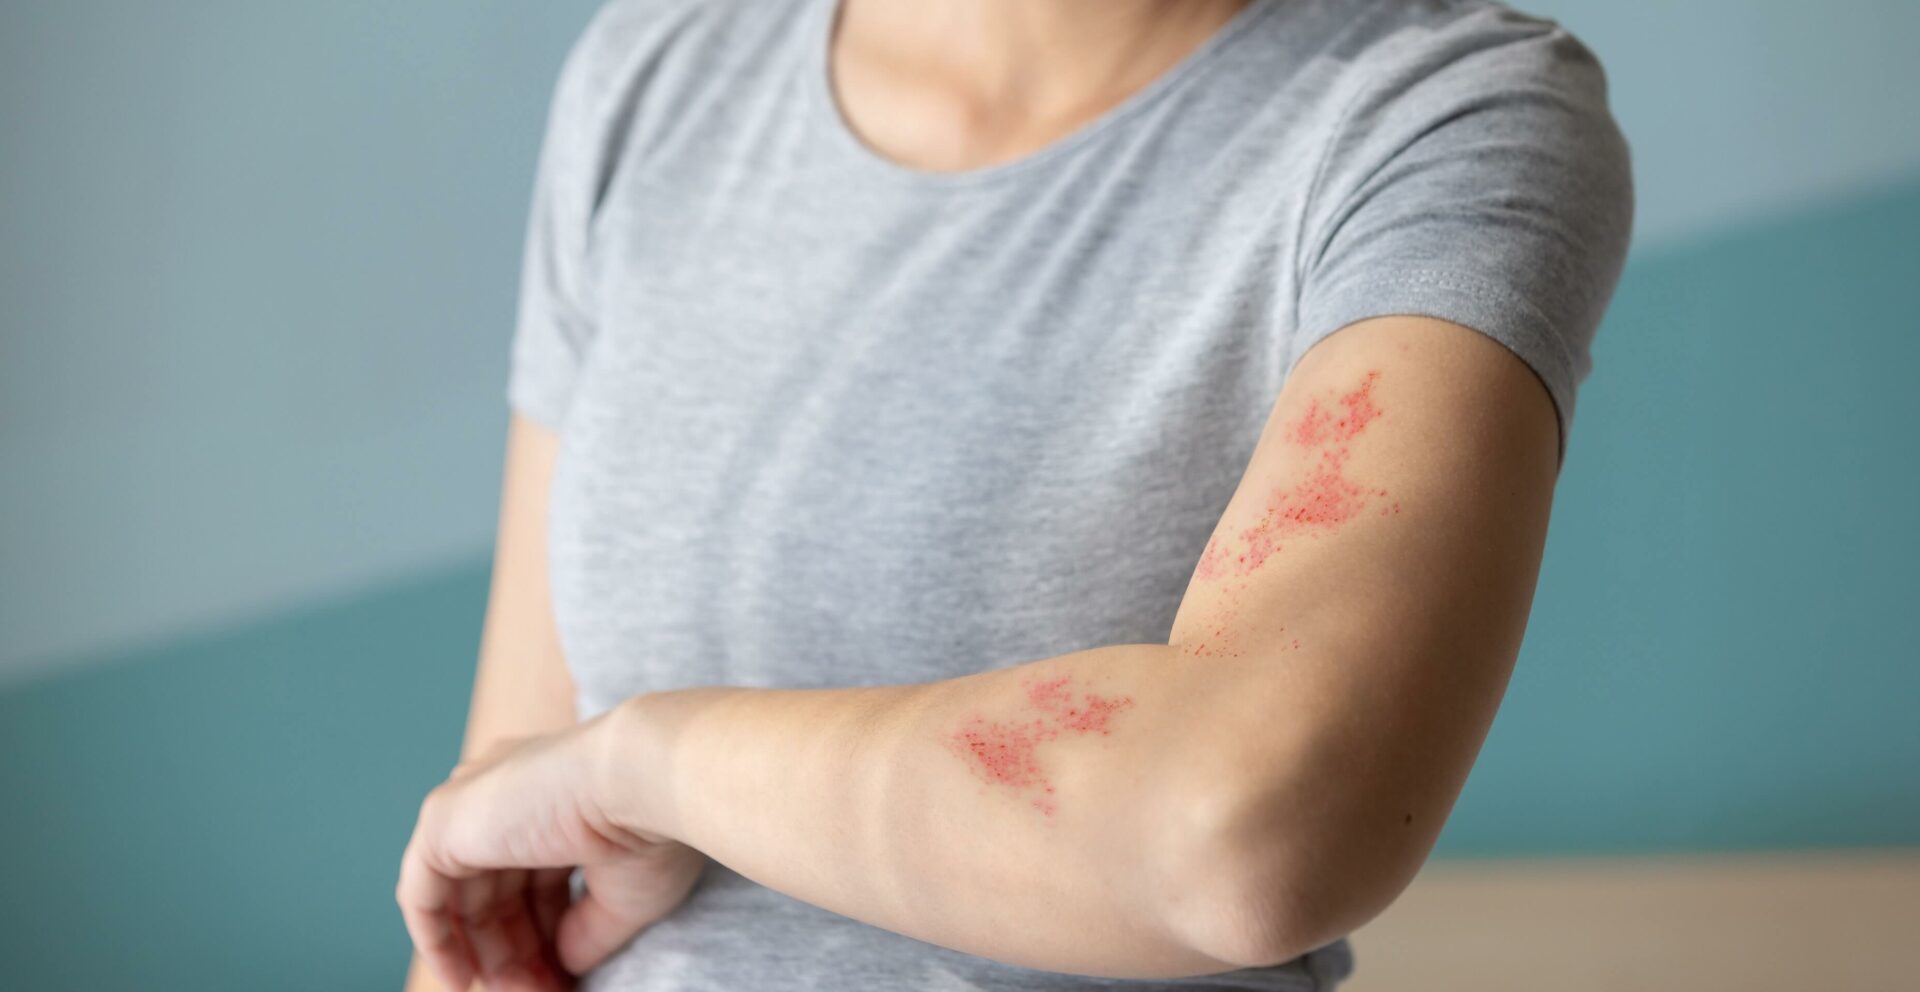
[396,0,1632,988]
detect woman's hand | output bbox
[396,706,708,991]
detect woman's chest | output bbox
[546,168,1296,708]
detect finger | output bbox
[528,868,574,965]
[396,842,476,992]
[400,902,476,992]
[554,885,649,977]
[458,869,530,984]
[512,869,577,991]
[464,867,568,990]
[510,868,576,991]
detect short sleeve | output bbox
[505,5,628,432]
[1290,6,1635,460]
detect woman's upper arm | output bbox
[1170,13,1630,954]
[1167,314,1561,957]
[460,410,579,761]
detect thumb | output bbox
[555,887,648,976]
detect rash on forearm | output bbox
[943,674,1135,817]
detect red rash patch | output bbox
[1197,371,1392,583]
[1180,372,1388,659]
[947,675,1135,816]
[1286,370,1382,448]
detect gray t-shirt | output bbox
[504,0,1633,988]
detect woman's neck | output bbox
[830,0,1256,172]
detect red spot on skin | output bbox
[947,675,1136,816]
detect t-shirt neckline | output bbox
[802,0,1287,191]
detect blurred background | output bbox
[2,0,1915,988]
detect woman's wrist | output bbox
[593,687,737,846]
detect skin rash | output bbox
[1184,369,1397,659]
[944,371,1396,810]
[944,675,1135,816]
[1198,370,1396,582]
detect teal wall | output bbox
[5,178,1916,987]
[3,0,1917,987]
[0,568,484,989]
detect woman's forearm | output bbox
[599,642,1312,978]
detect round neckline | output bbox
[803,0,1284,191]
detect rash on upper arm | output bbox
[1180,365,1403,660]
[1156,315,1561,938]
[1197,371,1391,581]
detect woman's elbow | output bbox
[1154,769,1430,971]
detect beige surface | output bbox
[1339,848,1920,991]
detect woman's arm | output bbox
[597,313,1561,975]
[400,313,1561,982]
[403,412,583,992]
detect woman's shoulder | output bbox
[1306,0,1619,104]
[1274,0,1630,217]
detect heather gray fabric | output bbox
[504,0,1633,988]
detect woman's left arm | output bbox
[399,313,1562,983]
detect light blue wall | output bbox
[1526,0,1920,242]
[2,0,1917,986]
[0,0,600,675]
